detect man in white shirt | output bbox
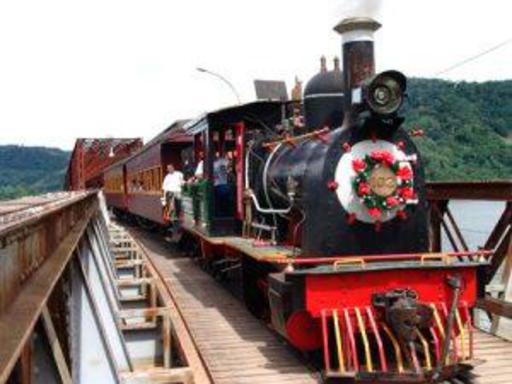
[162,164,184,220]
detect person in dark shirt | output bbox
[182,158,195,180]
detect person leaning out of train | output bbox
[162,164,184,220]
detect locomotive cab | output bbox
[181,101,285,236]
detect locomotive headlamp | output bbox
[364,70,406,116]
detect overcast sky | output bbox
[0,0,511,150]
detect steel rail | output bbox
[126,228,212,384]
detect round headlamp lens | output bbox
[373,86,391,106]
[366,72,405,115]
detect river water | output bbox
[447,200,509,332]
[442,200,506,251]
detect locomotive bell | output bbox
[362,70,407,116]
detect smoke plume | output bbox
[336,0,382,19]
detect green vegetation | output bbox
[403,78,512,181]
[0,78,511,201]
[0,146,70,200]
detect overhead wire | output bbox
[435,37,512,76]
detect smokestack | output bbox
[334,17,381,119]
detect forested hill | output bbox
[403,78,512,181]
[0,146,70,200]
[0,78,511,200]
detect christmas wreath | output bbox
[351,149,416,219]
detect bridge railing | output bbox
[427,181,512,336]
[0,192,197,384]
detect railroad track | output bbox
[129,227,319,384]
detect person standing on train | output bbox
[213,153,229,216]
[183,158,195,180]
[162,164,184,220]
[192,151,204,180]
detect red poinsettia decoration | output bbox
[382,151,395,167]
[352,158,366,172]
[399,187,415,200]
[386,196,400,207]
[396,166,413,180]
[370,150,384,161]
[370,150,395,167]
[358,182,371,196]
[368,207,382,218]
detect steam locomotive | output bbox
[103,17,487,383]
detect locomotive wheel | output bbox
[285,310,323,351]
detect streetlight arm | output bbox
[196,67,241,104]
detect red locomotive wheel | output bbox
[285,310,323,352]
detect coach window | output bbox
[154,167,161,191]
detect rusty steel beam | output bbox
[0,192,93,236]
[445,205,469,252]
[0,194,98,382]
[0,192,96,315]
[487,227,512,284]
[485,202,512,249]
[429,200,447,252]
[427,183,512,287]
[426,181,512,201]
[477,296,512,319]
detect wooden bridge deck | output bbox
[133,230,319,384]
[470,330,512,384]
